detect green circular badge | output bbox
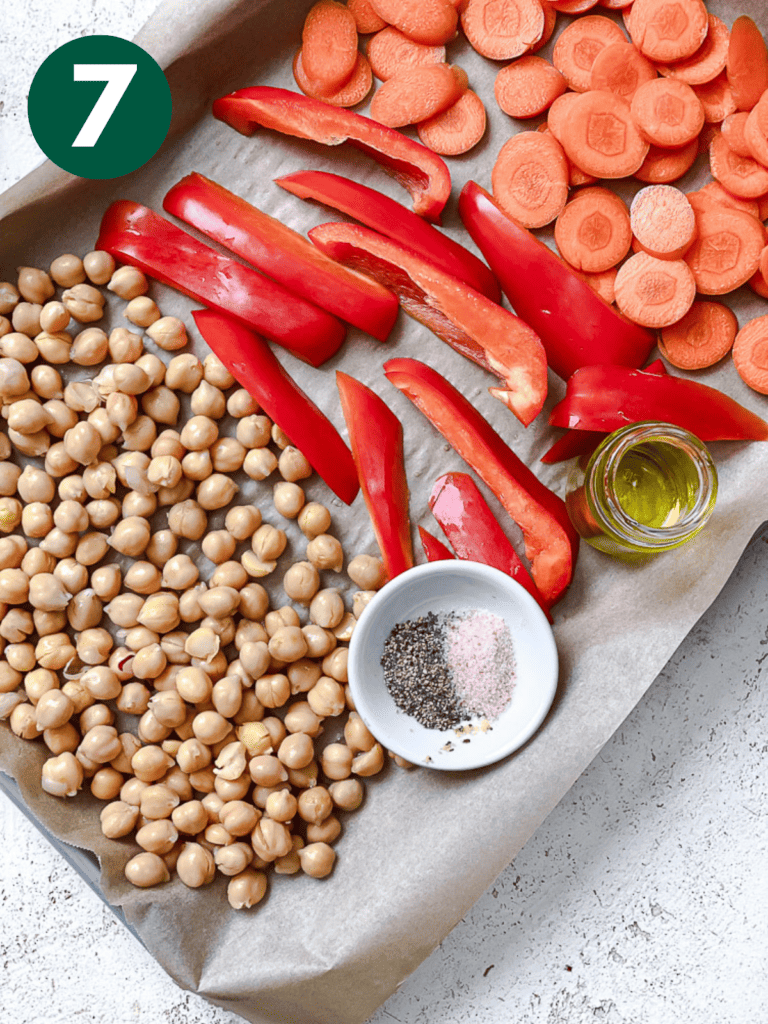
[28,35,172,180]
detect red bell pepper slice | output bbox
[549,364,768,441]
[336,371,414,579]
[429,472,552,621]
[192,310,358,505]
[310,222,548,427]
[163,173,398,343]
[418,526,455,562]
[384,358,579,606]
[275,170,501,303]
[458,181,655,381]
[212,86,451,224]
[97,201,345,368]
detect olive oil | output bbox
[614,441,701,529]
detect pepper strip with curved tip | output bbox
[458,181,655,381]
[311,222,548,427]
[191,310,359,505]
[275,169,501,302]
[97,201,345,368]
[163,173,398,342]
[549,364,768,441]
[212,86,451,223]
[418,526,455,562]
[336,371,414,579]
[384,358,578,606]
[429,472,552,621]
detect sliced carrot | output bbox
[759,196,768,221]
[554,187,632,272]
[546,91,581,143]
[347,0,388,33]
[293,49,373,107]
[721,111,753,158]
[726,16,768,114]
[558,89,650,178]
[614,252,696,328]
[550,0,598,12]
[658,300,737,369]
[552,15,626,93]
[530,0,557,53]
[697,121,719,154]
[598,0,633,8]
[630,77,705,149]
[495,56,566,119]
[491,130,569,229]
[655,14,729,86]
[627,0,708,64]
[417,89,487,155]
[745,91,768,167]
[749,267,768,299]
[635,138,698,183]
[461,0,546,61]
[709,132,768,200]
[572,265,618,303]
[366,26,446,80]
[732,315,768,394]
[759,244,768,286]
[688,181,761,220]
[590,42,658,103]
[630,184,696,260]
[301,0,359,96]
[684,206,764,294]
[693,71,737,123]
[369,0,458,44]
[538,124,598,186]
[369,64,468,127]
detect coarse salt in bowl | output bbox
[347,560,559,771]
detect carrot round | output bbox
[693,71,737,123]
[348,0,387,33]
[721,111,753,158]
[546,91,581,144]
[573,265,618,303]
[301,0,359,96]
[552,15,625,93]
[750,267,768,299]
[538,124,598,186]
[366,27,446,80]
[709,131,768,200]
[461,0,546,61]
[759,196,768,221]
[745,91,768,167]
[614,252,696,328]
[417,89,487,155]
[627,0,708,63]
[658,300,737,370]
[369,0,458,44]
[630,77,705,149]
[589,42,658,102]
[491,130,569,229]
[732,315,768,395]
[557,89,649,178]
[684,206,765,294]
[530,0,557,53]
[726,16,768,113]
[495,56,566,119]
[554,187,632,272]
[630,185,696,261]
[655,14,729,87]
[550,0,599,11]
[635,138,698,183]
[293,49,373,107]
[599,0,633,9]
[369,63,468,127]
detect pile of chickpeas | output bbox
[0,252,411,911]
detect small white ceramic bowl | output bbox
[348,560,558,771]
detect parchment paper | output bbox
[1,1,767,1022]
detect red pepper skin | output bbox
[191,311,359,505]
[336,371,414,579]
[549,365,768,441]
[429,472,552,621]
[311,222,548,427]
[97,201,345,368]
[163,173,398,343]
[458,181,655,381]
[275,170,501,303]
[418,526,455,562]
[212,86,451,224]
[384,358,579,606]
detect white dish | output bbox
[347,561,559,771]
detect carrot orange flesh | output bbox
[495,56,566,119]
[655,14,729,86]
[530,0,557,53]
[694,71,737,123]
[629,185,697,261]
[461,0,546,61]
[684,205,765,295]
[720,110,754,158]
[727,16,768,113]
[709,132,768,200]
[628,0,708,63]
[558,90,649,178]
[589,42,658,102]
[689,180,761,220]
[491,130,569,229]
[630,78,705,149]
[614,252,696,328]
[658,301,737,370]
[732,315,768,395]
[417,89,487,156]
[744,91,768,166]
[369,63,468,127]
[635,139,698,184]
[369,0,458,45]
[554,187,632,273]
[293,49,373,107]
[301,0,359,95]
[366,27,446,81]
[552,15,625,93]
[348,0,387,34]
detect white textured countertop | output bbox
[1,3,767,1022]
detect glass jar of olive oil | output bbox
[565,422,718,559]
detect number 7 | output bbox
[72,63,137,147]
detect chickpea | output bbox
[178,583,207,624]
[30,365,63,401]
[0,660,22,694]
[124,851,170,888]
[62,421,101,466]
[298,842,335,878]
[167,499,207,541]
[237,583,268,623]
[0,331,39,363]
[0,568,29,604]
[307,534,344,573]
[237,413,272,450]
[211,562,248,591]
[199,531,235,566]
[176,737,212,774]
[0,282,20,315]
[17,267,55,305]
[302,624,336,660]
[255,673,291,710]
[100,800,140,839]
[90,767,124,802]
[0,358,30,399]
[16,465,54,505]
[90,564,122,601]
[136,819,178,856]
[298,502,331,540]
[320,743,353,781]
[251,524,287,564]
[141,387,179,426]
[170,800,207,836]
[161,554,200,594]
[120,776,149,807]
[34,688,74,730]
[242,447,278,482]
[272,481,304,520]
[116,682,150,716]
[271,424,291,449]
[75,531,109,566]
[124,296,160,328]
[122,414,156,452]
[185,627,220,663]
[309,588,345,629]
[250,817,292,862]
[227,868,267,909]
[306,816,341,844]
[144,529,177,569]
[323,647,348,682]
[62,283,104,323]
[66,588,101,631]
[49,254,85,288]
[80,703,114,734]
[139,783,180,821]
[5,642,35,673]
[329,778,364,812]
[33,610,67,638]
[197,473,239,511]
[132,744,175,783]
[0,536,26,569]
[189,380,225,420]
[0,607,33,643]
[283,700,323,737]
[278,445,312,482]
[176,666,213,705]
[239,640,270,681]
[268,626,308,664]
[41,751,84,798]
[20,503,51,539]
[11,303,42,337]
[0,316,9,338]
[80,666,121,701]
[222,507,259,544]
[10,702,42,739]
[107,265,148,300]
[82,462,116,502]
[71,327,108,366]
[198,586,240,621]
[28,573,71,612]
[79,251,113,286]
[9,426,51,458]
[53,499,89,533]
[76,627,113,665]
